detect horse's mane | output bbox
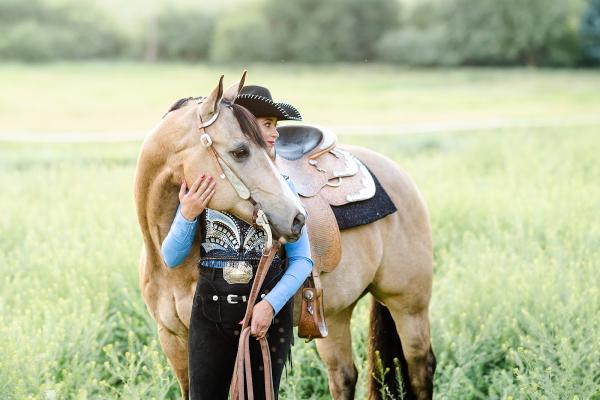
[162,97,267,149]
[163,97,198,117]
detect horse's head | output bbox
[146,73,305,243]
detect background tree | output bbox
[581,0,600,64]
[0,0,124,61]
[377,0,584,66]
[210,6,277,63]
[155,8,214,61]
[212,0,400,62]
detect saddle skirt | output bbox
[275,124,377,272]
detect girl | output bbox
[161,85,311,400]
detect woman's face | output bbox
[256,116,279,154]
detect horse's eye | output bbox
[230,147,249,161]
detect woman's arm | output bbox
[263,225,313,314]
[263,178,313,314]
[161,204,198,268]
[160,175,216,268]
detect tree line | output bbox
[1,0,599,66]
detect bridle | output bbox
[196,97,279,399]
[196,99,273,250]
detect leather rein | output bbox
[196,100,277,400]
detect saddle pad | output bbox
[330,167,397,230]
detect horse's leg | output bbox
[367,215,435,399]
[378,296,436,400]
[157,324,189,399]
[314,304,358,400]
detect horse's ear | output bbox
[200,75,224,116]
[222,70,247,102]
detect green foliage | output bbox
[376,26,453,66]
[378,0,585,66]
[343,128,600,399]
[212,0,400,62]
[581,0,600,64]
[1,64,600,134]
[155,8,214,61]
[210,6,277,63]
[0,0,598,66]
[2,128,600,398]
[371,351,407,400]
[0,0,125,61]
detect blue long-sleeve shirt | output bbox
[161,179,313,315]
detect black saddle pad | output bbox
[330,166,397,230]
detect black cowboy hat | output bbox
[235,85,302,121]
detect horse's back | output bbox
[338,144,430,225]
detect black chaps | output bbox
[188,264,293,400]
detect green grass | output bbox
[1,63,600,133]
[1,128,599,399]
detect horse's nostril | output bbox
[291,213,305,236]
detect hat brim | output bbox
[235,95,302,121]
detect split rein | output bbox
[196,101,277,400]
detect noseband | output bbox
[196,100,273,250]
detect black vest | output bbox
[199,208,282,268]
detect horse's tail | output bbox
[368,298,411,400]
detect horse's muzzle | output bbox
[290,212,305,238]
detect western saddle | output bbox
[275,124,376,273]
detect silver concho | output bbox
[223,261,253,284]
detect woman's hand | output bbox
[179,175,216,221]
[250,300,274,339]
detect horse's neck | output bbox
[134,148,187,264]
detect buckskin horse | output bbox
[134,74,435,400]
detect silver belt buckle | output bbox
[223,261,253,284]
[226,294,247,304]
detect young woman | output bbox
[161,85,311,400]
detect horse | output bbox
[134,74,436,400]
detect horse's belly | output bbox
[319,222,384,313]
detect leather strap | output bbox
[197,107,256,204]
[230,244,279,400]
[196,95,279,399]
[206,143,227,180]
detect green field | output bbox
[1,63,600,134]
[1,127,598,399]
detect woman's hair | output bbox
[231,103,267,149]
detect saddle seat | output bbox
[276,125,328,160]
[276,124,376,273]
